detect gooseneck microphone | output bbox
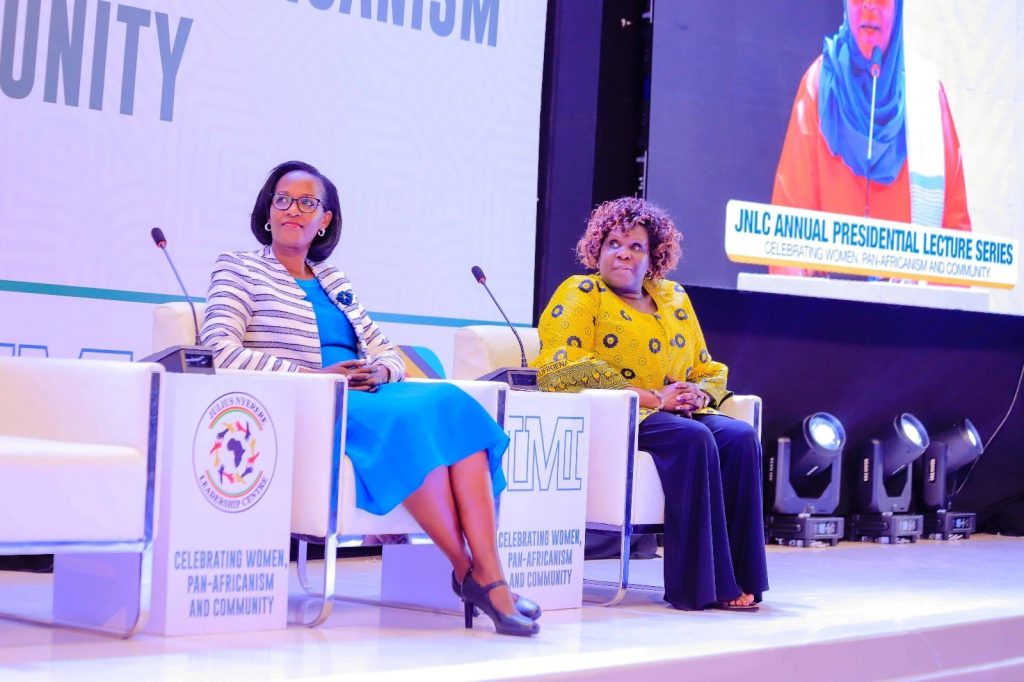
[864,46,883,219]
[470,265,536,389]
[472,265,528,368]
[141,228,215,373]
[866,46,882,163]
[151,227,200,345]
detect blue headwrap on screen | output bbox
[819,0,906,184]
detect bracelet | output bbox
[648,389,665,411]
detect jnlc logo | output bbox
[192,392,277,513]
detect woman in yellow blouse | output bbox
[533,197,768,611]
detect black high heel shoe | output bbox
[460,569,539,637]
[452,572,542,621]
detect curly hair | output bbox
[250,160,342,263]
[576,197,681,280]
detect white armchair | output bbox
[152,302,507,625]
[0,357,164,636]
[453,325,762,605]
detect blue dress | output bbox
[295,277,508,515]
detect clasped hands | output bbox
[320,359,388,392]
[655,381,708,417]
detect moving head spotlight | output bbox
[766,412,846,547]
[848,413,929,543]
[918,419,984,540]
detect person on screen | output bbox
[532,197,768,612]
[771,0,971,277]
[200,160,539,637]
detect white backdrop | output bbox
[0,0,547,370]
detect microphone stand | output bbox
[478,279,528,369]
[157,243,201,346]
[861,47,884,283]
[865,46,882,220]
[471,266,537,389]
[141,228,215,373]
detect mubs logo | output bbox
[504,415,585,492]
[193,392,277,513]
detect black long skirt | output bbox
[637,412,769,610]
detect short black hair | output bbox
[250,160,342,263]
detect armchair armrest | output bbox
[718,394,762,439]
[0,357,161,451]
[579,389,640,526]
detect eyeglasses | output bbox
[270,193,325,213]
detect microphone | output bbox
[866,46,882,162]
[864,46,883,219]
[151,227,201,345]
[869,47,882,79]
[140,227,214,373]
[470,265,536,389]
[472,265,527,368]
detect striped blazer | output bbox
[200,246,406,380]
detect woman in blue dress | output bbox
[200,160,538,636]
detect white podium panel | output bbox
[150,372,296,634]
[55,371,296,636]
[498,391,589,611]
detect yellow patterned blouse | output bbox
[532,275,732,422]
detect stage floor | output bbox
[2,535,1024,681]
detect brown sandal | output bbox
[711,597,760,612]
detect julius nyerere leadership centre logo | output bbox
[193,393,277,513]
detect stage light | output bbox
[918,419,984,540]
[848,413,929,544]
[808,414,843,448]
[881,413,930,478]
[766,412,846,547]
[932,419,983,474]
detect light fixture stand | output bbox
[766,437,845,546]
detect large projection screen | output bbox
[0,0,547,369]
[647,0,1023,316]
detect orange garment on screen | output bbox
[770,55,970,276]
